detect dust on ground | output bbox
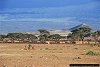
[0,43,100,67]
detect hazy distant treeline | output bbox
[0,28,100,44]
[0,29,65,43]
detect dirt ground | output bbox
[0,43,100,67]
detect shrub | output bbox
[45,48,49,50]
[86,51,100,56]
[97,44,100,47]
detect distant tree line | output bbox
[0,29,64,43]
[0,28,100,44]
[0,33,38,43]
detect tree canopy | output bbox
[68,27,92,42]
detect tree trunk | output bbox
[81,38,84,44]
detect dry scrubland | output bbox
[0,43,100,67]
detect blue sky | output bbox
[0,0,95,8]
[0,0,100,33]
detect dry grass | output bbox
[0,43,100,67]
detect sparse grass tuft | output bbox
[45,48,49,50]
[74,48,78,49]
[86,51,100,56]
[90,44,100,47]
[53,48,57,50]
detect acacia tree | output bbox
[70,27,92,44]
[92,31,100,44]
[6,33,17,43]
[28,34,38,43]
[0,35,6,42]
[38,29,50,42]
[48,34,62,41]
[38,29,50,35]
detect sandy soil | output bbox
[0,43,100,67]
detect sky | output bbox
[0,0,100,33]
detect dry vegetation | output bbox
[0,43,100,67]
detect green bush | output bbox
[97,44,100,47]
[86,51,100,56]
[45,48,49,50]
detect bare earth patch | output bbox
[0,43,100,67]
